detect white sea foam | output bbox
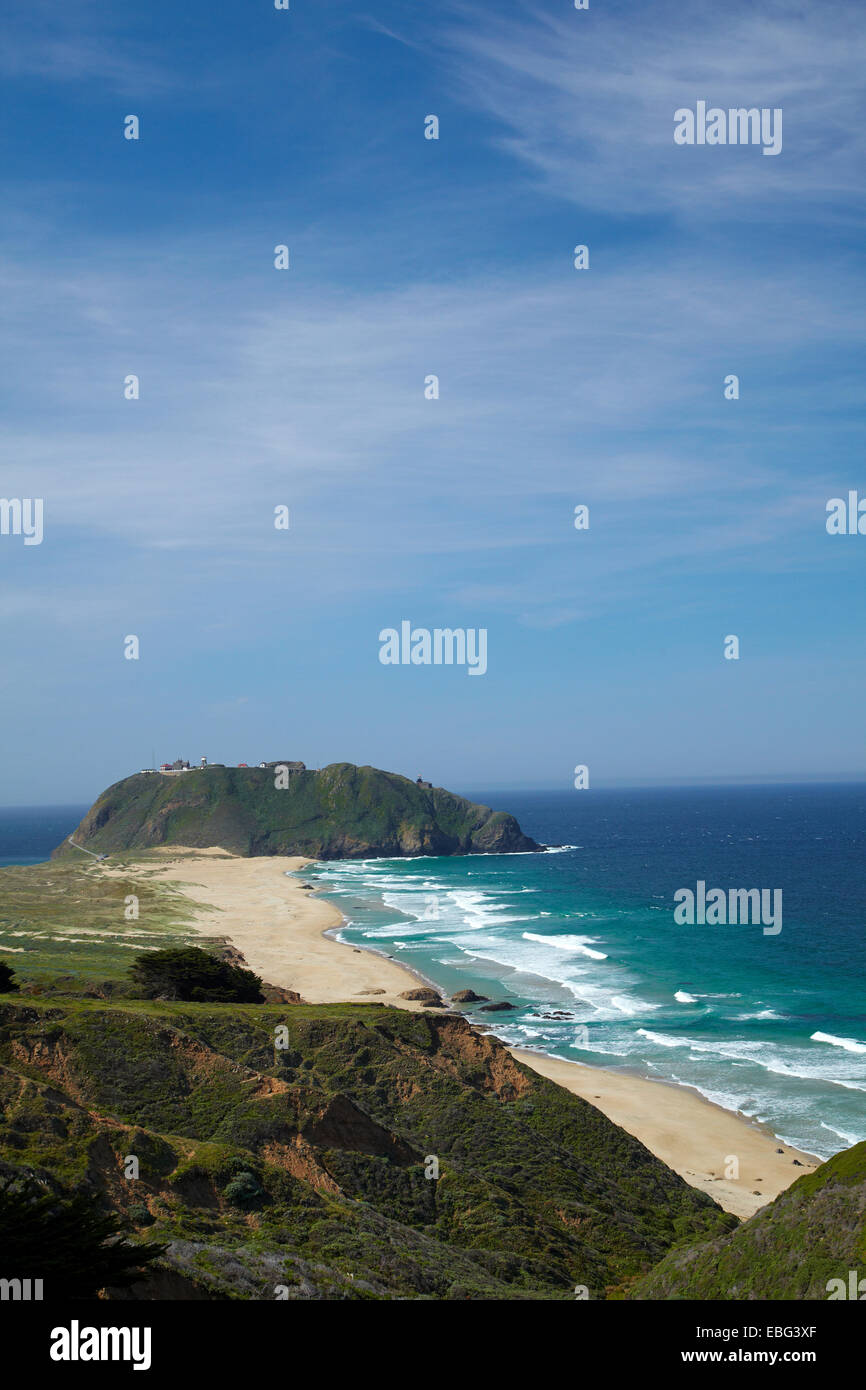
[674,990,697,1003]
[638,1029,686,1049]
[735,1008,785,1021]
[450,933,652,1020]
[637,1029,866,1092]
[610,995,646,1016]
[363,923,434,939]
[811,1031,866,1054]
[522,931,608,961]
[820,1120,865,1146]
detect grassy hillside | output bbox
[3,856,856,1303]
[631,1142,866,1300]
[52,763,540,860]
[0,857,216,991]
[0,858,737,1301]
[0,991,734,1300]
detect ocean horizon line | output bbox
[5,773,866,816]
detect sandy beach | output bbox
[116,849,819,1219]
[509,1048,819,1218]
[119,848,429,1009]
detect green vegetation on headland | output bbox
[0,854,859,1301]
[52,762,540,860]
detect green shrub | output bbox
[223,1170,265,1209]
[0,961,19,994]
[0,1168,164,1296]
[128,947,263,1003]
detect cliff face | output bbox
[631,1142,866,1301]
[0,998,733,1300]
[53,763,540,860]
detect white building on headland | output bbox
[151,756,307,776]
[158,758,192,776]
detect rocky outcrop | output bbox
[215,943,306,1005]
[399,988,445,1006]
[53,763,541,861]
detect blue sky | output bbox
[2,0,865,804]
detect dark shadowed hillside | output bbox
[0,996,733,1300]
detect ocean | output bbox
[0,806,89,867]
[301,785,866,1161]
[2,786,864,1159]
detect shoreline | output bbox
[110,848,432,1010]
[320,921,451,1000]
[112,849,821,1219]
[509,1046,819,1219]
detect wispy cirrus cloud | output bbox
[0,35,171,92]
[0,220,858,637]
[435,0,866,221]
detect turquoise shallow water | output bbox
[1,790,864,1159]
[302,785,866,1159]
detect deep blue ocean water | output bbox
[0,806,88,866]
[302,785,866,1159]
[2,788,864,1158]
